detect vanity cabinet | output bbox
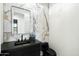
[1,40,41,56]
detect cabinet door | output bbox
[6,44,40,56]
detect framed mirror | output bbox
[11,6,31,35]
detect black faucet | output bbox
[21,34,23,41]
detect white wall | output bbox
[0,3,3,53]
[49,3,79,56]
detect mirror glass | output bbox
[11,6,31,35]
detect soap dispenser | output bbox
[29,32,36,42]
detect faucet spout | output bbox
[21,34,23,41]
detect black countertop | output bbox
[1,39,41,51]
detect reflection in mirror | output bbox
[11,6,31,35]
[3,4,33,42]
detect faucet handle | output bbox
[17,39,20,42]
[24,38,27,41]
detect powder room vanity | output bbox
[1,39,41,56]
